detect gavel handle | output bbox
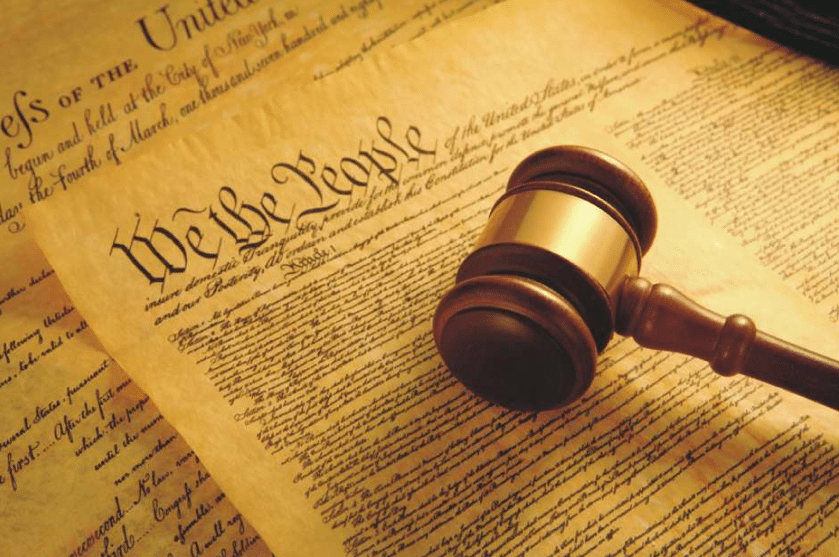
[615,277,839,411]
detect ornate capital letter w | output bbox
[110,215,187,289]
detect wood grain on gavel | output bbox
[434,146,839,412]
[617,277,839,410]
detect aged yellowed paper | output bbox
[28,0,839,555]
[2,0,504,233]
[606,27,839,324]
[0,0,502,555]
[1,227,270,555]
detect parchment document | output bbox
[0,1,501,555]
[27,0,839,555]
[2,0,503,233]
[605,20,839,324]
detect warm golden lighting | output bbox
[474,188,639,303]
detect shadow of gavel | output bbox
[433,146,839,411]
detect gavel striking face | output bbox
[433,146,839,412]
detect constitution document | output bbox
[24,0,839,555]
[0,1,501,555]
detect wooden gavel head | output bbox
[434,145,656,410]
[433,145,839,411]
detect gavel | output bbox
[433,146,839,411]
